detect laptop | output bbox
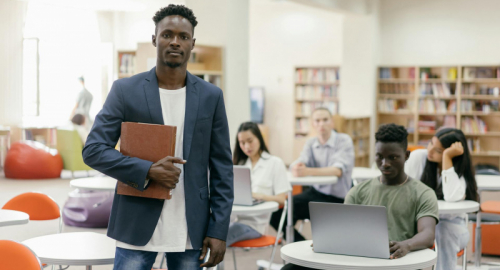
[233,165,264,206]
[309,202,390,259]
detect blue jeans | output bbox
[113,247,203,270]
[435,217,470,270]
[226,222,262,247]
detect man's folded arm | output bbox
[82,81,152,191]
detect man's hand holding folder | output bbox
[147,156,186,189]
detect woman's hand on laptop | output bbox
[389,241,410,259]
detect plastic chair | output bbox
[2,192,63,270]
[229,201,287,270]
[56,129,91,176]
[0,240,43,270]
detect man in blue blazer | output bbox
[82,4,233,270]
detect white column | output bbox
[0,0,27,126]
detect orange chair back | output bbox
[0,240,42,270]
[407,145,425,152]
[292,185,302,196]
[2,192,60,220]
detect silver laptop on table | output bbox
[309,202,390,259]
[233,165,264,206]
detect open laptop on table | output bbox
[233,165,264,206]
[309,202,390,259]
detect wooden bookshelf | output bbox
[118,44,224,90]
[294,66,340,135]
[377,65,500,168]
[334,116,371,167]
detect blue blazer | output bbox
[82,68,234,249]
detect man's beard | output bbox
[166,61,182,68]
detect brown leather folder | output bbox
[117,122,176,200]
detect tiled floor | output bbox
[1,173,500,270]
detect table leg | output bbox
[475,211,482,268]
[85,266,92,270]
[286,190,294,244]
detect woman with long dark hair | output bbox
[405,128,478,270]
[227,122,291,247]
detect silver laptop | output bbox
[233,165,264,206]
[309,202,390,259]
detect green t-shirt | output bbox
[345,178,439,242]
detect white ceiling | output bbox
[17,0,152,12]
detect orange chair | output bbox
[2,192,62,270]
[407,145,425,152]
[0,240,43,270]
[229,201,287,270]
[471,201,500,256]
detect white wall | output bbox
[380,0,500,65]
[249,0,343,164]
[0,0,26,126]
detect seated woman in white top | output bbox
[405,128,478,270]
[227,122,292,247]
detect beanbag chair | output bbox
[4,141,63,179]
[63,189,113,228]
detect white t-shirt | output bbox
[405,149,467,220]
[117,86,192,252]
[236,152,292,234]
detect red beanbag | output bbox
[4,141,63,179]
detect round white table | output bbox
[70,177,117,191]
[22,232,115,270]
[0,209,29,227]
[352,167,381,185]
[281,240,437,270]
[286,172,338,243]
[232,201,279,215]
[471,175,500,269]
[437,200,480,215]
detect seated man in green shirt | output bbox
[282,123,439,270]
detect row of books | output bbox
[355,139,368,157]
[296,85,338,100]
[467,138,481,153]
[419,100,456,113]
[295,68,339,83]
[119,53,135,76]
[461,116,488,134]
[419,83,454,97]
[378,99,414,113]
[420,67,457,80]
[295,118,309,133]
[296,101,338,116]
[379,83,415,95]
[463,67,500,80]
[462,84,500,96]
[24,129,57,147]
[461,100,499,113]
[379,67,415,79]
[417,116,457,132]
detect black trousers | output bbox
[270,187,344,242]
[281,263,315,270]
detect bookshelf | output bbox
[333,116,371,167]
[294,67,340,135]
[377,65,500,168]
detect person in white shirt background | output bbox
[405,128,478,270]
[227,122,292,246]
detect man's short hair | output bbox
[153,4,198,35]
[375,123,408,150]
[312,107,332,117]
